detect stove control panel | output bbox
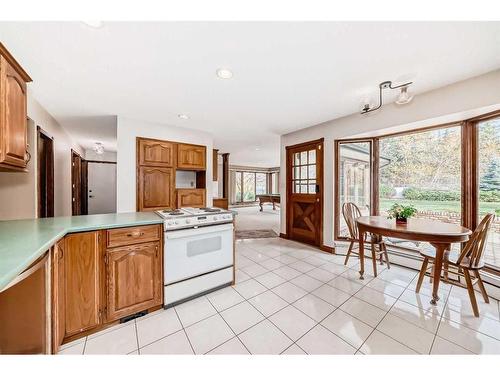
[163,213,233,230]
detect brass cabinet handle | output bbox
[127,232,144,237]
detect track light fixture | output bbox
[361,80,413,114]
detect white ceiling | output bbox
[1,22,500,166]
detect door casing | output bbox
[285,138,324,247]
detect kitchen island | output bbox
[0,212,164,354]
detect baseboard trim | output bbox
[279,232,288,239]
[320,244,335,254]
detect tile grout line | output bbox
[347,270,422,354]
[428,286,453,354]
[203,294,252,354]
[134,319,140,354]
[172,305,196,354]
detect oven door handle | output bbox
[165,223,234,240]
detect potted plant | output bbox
[387,203,417,224]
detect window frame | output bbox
[334,109,500,275]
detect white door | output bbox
[87,162,117,214]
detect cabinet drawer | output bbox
[106,225,161,248]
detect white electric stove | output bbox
[155,207,235,308]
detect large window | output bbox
[334,111,500,272]
[478,118,500,267]
[379,125,462,251]
[271,172,279,194]
[232,171,270,204]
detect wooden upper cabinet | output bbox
[137,138,174,167]
[177,143,206,170]
[138,166,174,211]
[63,232,101,336]
[105,242,162,322]
[0,43,32,172]
[177,188,206,208]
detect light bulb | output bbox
[395,86,413,105]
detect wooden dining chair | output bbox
[342,202,390,277]
[415,213,495,317]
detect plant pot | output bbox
[395,217,407,224]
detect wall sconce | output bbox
[361,80,413,114]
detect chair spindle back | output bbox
[342,202,362,240]
[457,213,495,268]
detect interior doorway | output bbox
[71,150,84,215]
[37,127,54,218]
[286,138,324,247]
[87,161,117,214]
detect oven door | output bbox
[164,223,234,284]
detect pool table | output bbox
[257,194,280,211]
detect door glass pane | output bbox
[293,167,299,180]
[243,172,256,202]
[308,165,316,179]
[308,183,316,193]
[478,118,500,268]
[300,184,307,194]
[338,142,371,237]
[308,150,316,164]
[300,166,308,179]
[301,151,307,164]
[379,126,462,251]
[294,153,300,166]
[256,173,267,195]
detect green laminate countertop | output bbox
[0,212,164,291]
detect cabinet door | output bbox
[106,242,162,321]
[138,166,174,211]
[137,138,174,167]
[64,232,101,336]
[177,188,206,208]
[0,57,27,169]
[52,240,65,352]
[177,144,206,170]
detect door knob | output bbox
[89,195,94,198]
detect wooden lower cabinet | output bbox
[63,231,101,337]
[106,242,162,321]
[52,224,163,353]
[177,188,206,208]
[52,239,65,352]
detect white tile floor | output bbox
[58,237,500,355]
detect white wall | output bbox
[116,117,214,213]
[0,94,84,220]
[280,69,500,248]
[0,119,37,220]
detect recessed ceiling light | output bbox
[255,147,260,151]
[82,21,103,28]
[216,68,233,79]
[178,114,189,120]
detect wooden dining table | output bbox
[356,216,472,305]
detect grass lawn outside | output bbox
[380,198,500,216]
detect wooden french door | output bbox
[286,138,324,246]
